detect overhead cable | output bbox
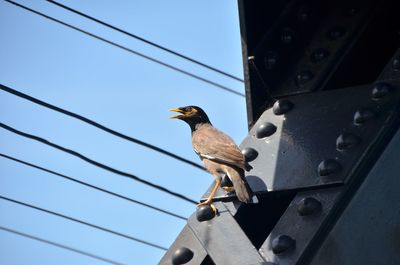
[0,153,187,220]
[4,0,245,97]
[0,84,205,172]
[0,122,198,204]
[0,195,168,251]
[0,225,123,265]
[46,0,244,83]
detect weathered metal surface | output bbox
[308,129,400,265]
[159,225,208,265]
[188,202,265,265]
[259,188,342,264]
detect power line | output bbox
[0,122,197,204]
[0,225,123,265]
[0,84,205,172]
[0,153,187,221]
[4,0,245,97]
[0,195,168,251]
[46,0,244,83]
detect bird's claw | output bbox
[221,186,235,193]
[196,202,218,215]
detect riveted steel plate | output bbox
[188,202,265,265]
[259,188,342,264]
[158,225,208,265]
[241,82,400,193]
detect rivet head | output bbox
[220,174,233,188]
[172,247,194,265]
[372,82,390,100]
[256,122,277,138]
[271,235,295,254]
[392,56,400,71]
[281,28,294,44]
[241,147,258,162]
[354,109,375,125]
[336,133,360,150]
[310,48,330,63]
[318,159,341,177]
[327,26,346,40]
[264,51,278,70]
[295,70,314,87]
[297,6,310,21]
[196,205,216,222]
[297,197,322,216]
[273,100,293,115]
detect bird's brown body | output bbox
[192,123,251,203]
[170,106,253,206]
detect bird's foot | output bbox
[196,201,218,215]
[221,186,235,193]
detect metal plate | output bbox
[309,128,400,265]
[158,225,208,265]
[259,188,342,264]
[188,202,265,265]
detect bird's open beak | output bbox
[169,108,186,119]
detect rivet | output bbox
[241,148,258,162]
[297,197,322,216]
[172,247,194,265]
[336,133,360,150]
[354,109,375,125]
[295,70,314,87]
[271,235,295,254]
[273,100,293,115]
[281,28,294,44]
[297,6,310,21]
[318,159,341,177]
[196,205,216,222]
[264,51,278,70]
[392,56,400,71]
[220,174,233,188]
[310,48,330,63]
[345,7,358,16]
[256,122,277,138]
[327,26,346,40]
[372,82,390,100]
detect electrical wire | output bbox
[0,195,168,251]
[0,225,123,265]
[0,153,187,221]
[46,0,244,83]
[4,0,245,97]
[0,84,205,172]
[0,122,198,204]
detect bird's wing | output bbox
[192,125,246,169]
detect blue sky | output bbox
[0,1,246,264]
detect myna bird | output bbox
[170,106,254,207]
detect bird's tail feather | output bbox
[225,167,256,203]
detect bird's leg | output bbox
[197,178,221,211]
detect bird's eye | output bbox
[185,107,192,112]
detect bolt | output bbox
[271,235,295,254]
[281,28,294,44]
[273,99,293,115]
[372,82,390,100]
[318,159,341,177]
[241,147,258,162]
[327,26,346,40]
[295,70,314,87]
[220,174,233,189]
[336,133,360,150]
[297,6,310,21]
[264,51,278,70]
[392,56,400,71]
[310,48,330,63]
[353,109,375,125]
[256,122,277,138]
[196,205,217,222]
[297,197,322,216]
[172,247,194,265]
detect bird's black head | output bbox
[170,106,211,131]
